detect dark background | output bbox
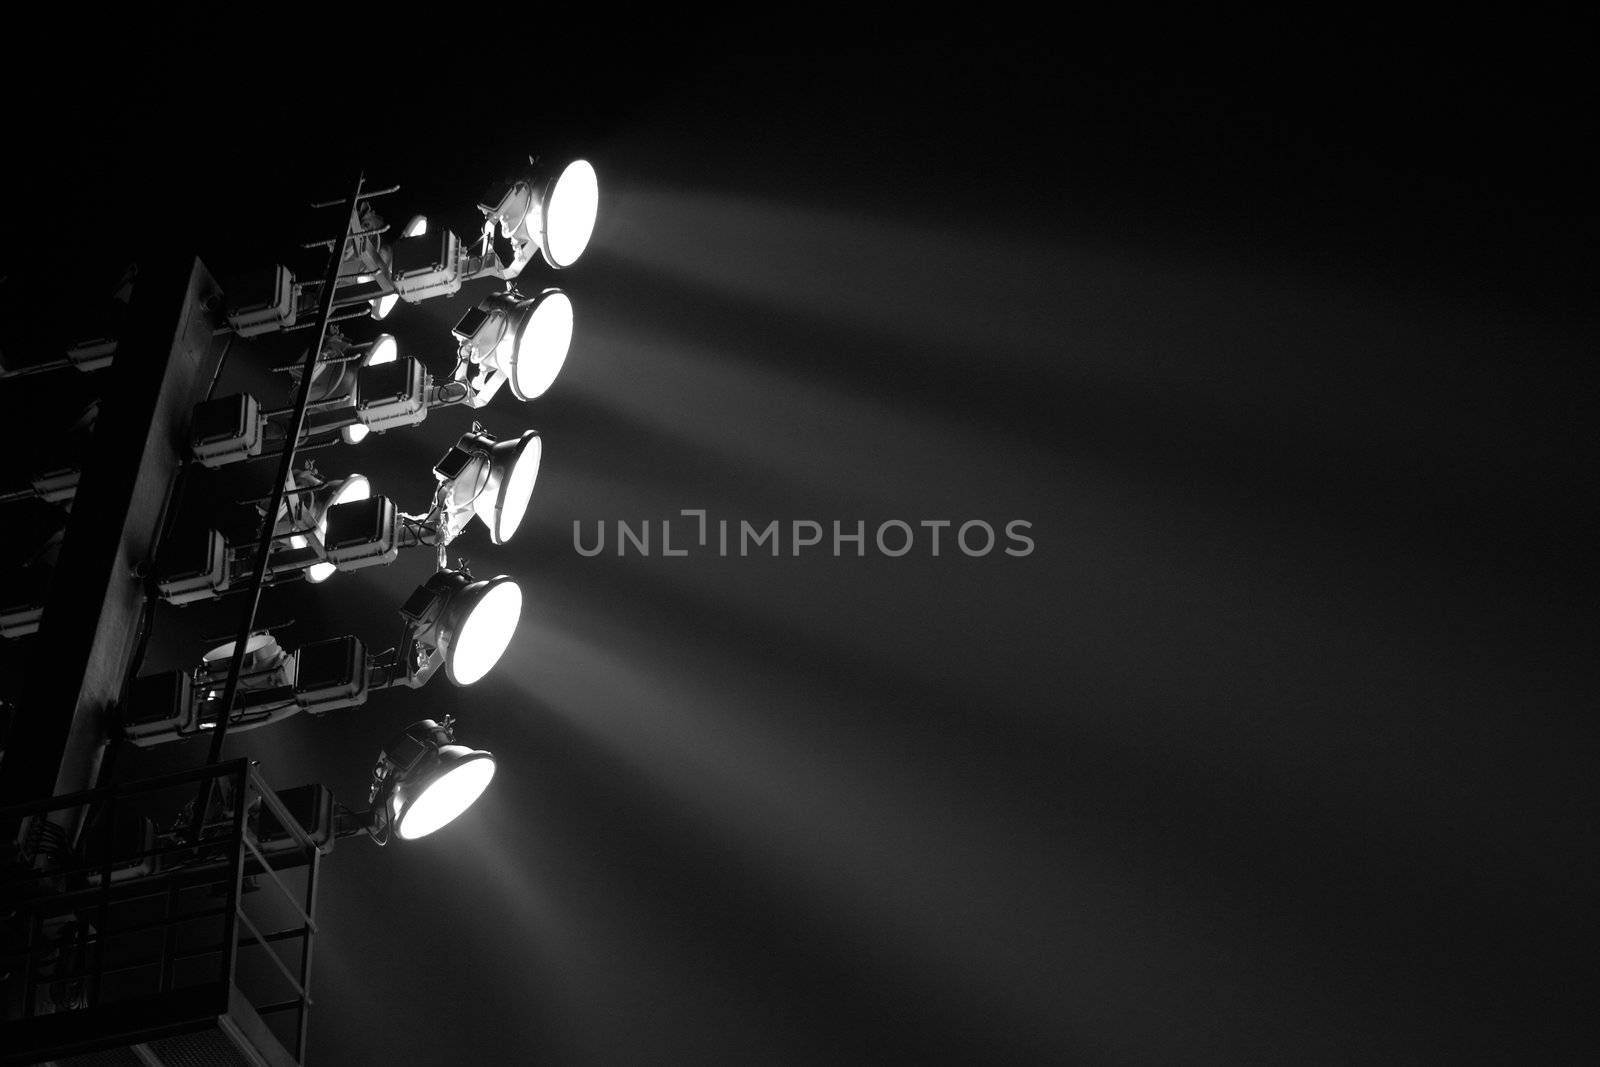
[3,16,1595,1065]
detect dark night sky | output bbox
[4,17,1596,1065]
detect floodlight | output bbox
[156,526,227,604]
[533,159,599,268]
[356,358,428,431]
[399,569,522,686]
[391,223,462,301]
[191,394,263,467]
[199,634,290,691]
[482,159,599,274]
[370,718,496,840]
[306,474,371,583]
[453,288,573,401]
[402,215,429,238]
[505,289,573,400]
[474,429,541,543]
[448,577,520,685]
[225,264,297,336]
[321,494,400,572]
[293,635,368,714]
[334,334,400,441]
[366,333,398,366]
[339,336,397,443]
[370,293,399,320]
[431,428,542,544]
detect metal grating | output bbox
[46,1046,148,1067]
[147,1029,258,1067]
[3,761,321,1067]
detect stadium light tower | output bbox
[0,154,600,1065]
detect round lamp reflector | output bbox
[510,291,573,400]
[491,434,541,544]
[543,160,598,268]
[396,752,496,839]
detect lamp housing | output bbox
[399,569,521,686]
[293,635,368,714]
[192,394,264,467]
[356,358,428,431]
[156,526,228,604]
[369,718,496,841]
[451,288,572,401]
[304,474,372,582]
[529,158,599,268]
[225,265,297,336]
[390,226,461,302]
[433,428,542,545]
[321,495,399,571]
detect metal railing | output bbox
[1,760,323,1064]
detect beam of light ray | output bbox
[488,587,1388,1062]
[596,181,1208,372]
[604,182,1584,478]
[567,267,1571,620]
[557,319,1067,514]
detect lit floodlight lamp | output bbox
[482,159,598,275]
[402,215,429,238]
[365,333,398,366]
[531,159,599,268]
[399,569,522,686]
[434,429,541,544]
[370,292,399,320]
[338,337,394,443]
[453,288,573,401]
[504,289,573,400]
[305,474,371,583]
[369,718,496,841]
[478,430,540,542]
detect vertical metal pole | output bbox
[295,845,321,1062]
[87,794,118,1008]
[160,880,180,993]
[190,173,365,836]
[19,908,38,1019]
[219,764,250,1009]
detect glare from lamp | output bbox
[542,160,598,268]
[487,432,541,543]
[509,290,573,400]
[366,334,398,366]
[448,578,522,685]
[396,754,495,839]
